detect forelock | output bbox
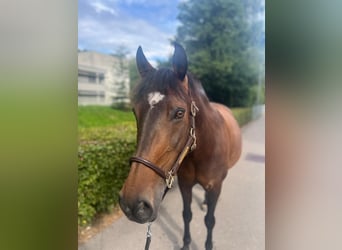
[132,68,188,105]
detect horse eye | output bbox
[174,108,185,119]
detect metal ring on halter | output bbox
[165,171,174,189]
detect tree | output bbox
[128,58,140,92]
[175,0,264,107]
[111,45,130,109]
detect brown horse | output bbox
[119,43,242,250]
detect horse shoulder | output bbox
[209,102,242,168]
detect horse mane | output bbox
[132,67,209,104]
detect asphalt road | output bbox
[79,114,265,250]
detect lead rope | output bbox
[144,222,152,250]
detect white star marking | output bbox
[147,92,165,109]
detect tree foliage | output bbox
[175,0,264,107]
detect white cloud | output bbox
[79,0,181,62]
[78,15,175,63]
[89,1,116,15]
[112,0,169,5]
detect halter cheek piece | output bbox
[130,101,199,189]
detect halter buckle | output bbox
[165,171,174,189]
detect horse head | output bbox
[119,43,196,223]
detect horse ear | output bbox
[136,46,155,77]
[172,42,188,81]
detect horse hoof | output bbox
[205,242,213,250]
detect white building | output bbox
[78,51,130,106]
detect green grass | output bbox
[78,105,252,129]
[78,106,135,128]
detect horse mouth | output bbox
[124,210,157,224]
[129,213,157,224]
[119,196,157,224]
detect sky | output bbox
[78,0,265,65]
[78,0,185,65]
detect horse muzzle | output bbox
[119,194,156,224]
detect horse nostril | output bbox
[133,200,153,223]
[118,195,131,215]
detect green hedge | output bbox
[78,125,136,226]
[232,107,253,127]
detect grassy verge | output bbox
[78,105,252,129]
[78,105,135,128]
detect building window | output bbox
[99,74,104,84]
[87,74,96,83]
[78,70,104,84]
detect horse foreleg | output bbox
[204,185,221,250]
[179,182,193,250]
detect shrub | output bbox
[110,101,132,111]
[232,107,253,127]
[78,125,136,226]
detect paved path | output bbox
[79,114,265,250]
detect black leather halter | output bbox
[129,100,199,189]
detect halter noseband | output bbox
[130,100,199,189]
